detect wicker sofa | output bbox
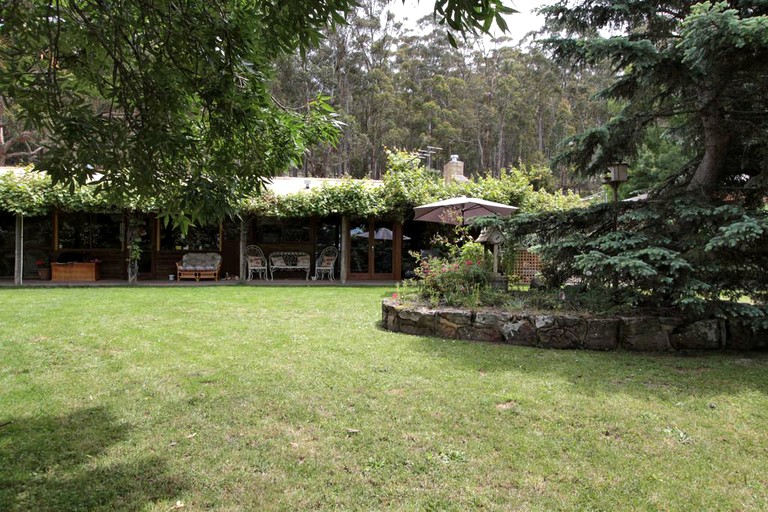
[176,252,222,281]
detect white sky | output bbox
[387,0,550,45]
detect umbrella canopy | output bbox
[413,196,518,225]
[352,227,411,240]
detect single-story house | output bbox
[1,163,470,284]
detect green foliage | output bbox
[541,0,768,192]
[405,249,493,308]
[0,168,50,217]
[0,167,115,216]
[245,178,384,219]
[502,193,768,326]
[1,150,586,220]
[0,0,350,224]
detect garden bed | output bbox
[382,299,768,351]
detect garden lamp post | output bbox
[605,162,629,231]
[605,163,629,290]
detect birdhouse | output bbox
[476,226,506,245]
[476,226,507,275]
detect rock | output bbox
[671,319,725,350]
[475,311,512,327]
[584,318,619,350]
[459,325,503,343]
[398,308,435,336]
[534,315,555,330]
[619,317,670,351]
[381,301,399,332]
[381,299,749,353]
[437,310,473,326]
[501,320,537,346]
[537,326,582,349]
[435,310,472,339]
[727,320,768,350]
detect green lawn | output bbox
[1,286,767,511]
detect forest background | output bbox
[270,0,613,196]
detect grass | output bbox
[1,286,767,511]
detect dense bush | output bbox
[499,191,768,327]
[398,240,502,308]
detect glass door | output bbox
[349,218,395,280]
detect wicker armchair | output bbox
[246,245,268,280]
[314,246,339,281]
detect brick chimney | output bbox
[443,155,467,183]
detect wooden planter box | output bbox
[51,262,101,282]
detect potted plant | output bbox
[36,258,51,280]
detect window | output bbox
[58,212,122,249]
[0,214,54,277]
[256,217,310,244]
[159,223,220,251]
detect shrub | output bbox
[398,239,495,308]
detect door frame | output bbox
[346,218,402,281]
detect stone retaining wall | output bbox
[381,299,767,351]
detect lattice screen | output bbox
[510,250,541,284]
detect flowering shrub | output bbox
[405,242,494,308]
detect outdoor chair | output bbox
[314,246,339,281]
[246,245,268,280]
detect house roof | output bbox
[0,166,30,176]
[265,176,383,196]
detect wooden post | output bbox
[340,216,349,284]
[14,213,23,286]
[239,217,247,283]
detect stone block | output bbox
[437,310,473,326]
[671,319,725,350]
[397,308,435,337]
[501,320,537,346]
[619,317,670,351]
[727,320,768,350]
[584,318,619,350]
[534,315,555,329]
[475,311,512,327]
[459,325,502,342]
[537,328,580,349]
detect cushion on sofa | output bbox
[180,253,221,270]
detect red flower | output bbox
[392,293,398,299]
[466,260,473,266]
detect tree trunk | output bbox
[688,98,730,194]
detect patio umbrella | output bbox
[352,227,411,240]
[413,196,518,225]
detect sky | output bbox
[387,0,550,45]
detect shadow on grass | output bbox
[0,406,185,511]
[400,333,768,399]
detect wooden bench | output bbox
[268,251,311,280]
[176,252,222,281]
